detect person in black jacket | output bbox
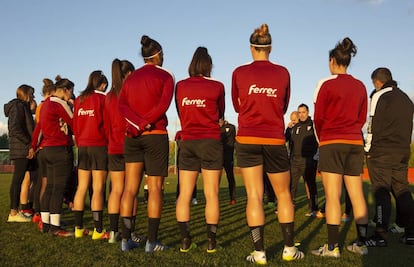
[219,119,236,204]
[4,84,36,222]
[364,67,414,246]
[286,103,319,216]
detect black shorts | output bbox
[318,143,363,176]
[108,154,125,172]
[77,146,108,171]
[179,139,223,171]
[124,134,169,177]
[236,143,289,173]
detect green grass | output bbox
[0,172,413,267]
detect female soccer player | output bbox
[72,70,109,240]
[232,23,304,265]
[312,37,369,257]
[118,35,174,252]
[175,47,225,253]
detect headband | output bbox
[250,43,272,48]
[143,50,162,60]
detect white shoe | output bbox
[282,245,305,261]
[191,198,198,205]
[311,244,340,258]
[246,250,267,265]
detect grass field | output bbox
[0,172,413,267]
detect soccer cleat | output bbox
[49,228,74,237]
[108,231,122,243]
[32,213,41,223]
[246,250,267,265]
[389,224,405,234]
[21,209,34,217]
[91,228,110,240]
[37,220,43,232]
[121,239,140,252]
[341,213,352,222]
[180,237,197,252]
[315,210,325,219]
[207,238,217,253]
[282,245,305,261]
[305,211,316,217]
[364,234,387,247]
[131,232,147,244]
[7,212,32,222]
[346,241,368,255]
[311,244,340,258]
[74,227,90,238]
[400,235,414,246]
[145,240,169,253]
[191,198,198,205]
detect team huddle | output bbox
[5,23,414,265]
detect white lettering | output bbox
[181,97,206,107]
[77,108,95,117]
[248,84,278,97]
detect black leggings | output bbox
[9,158,30,210]
[41,146,73,214]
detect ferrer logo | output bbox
[248,84,277,98]
[181,97,206,107]
[78,108,95,117]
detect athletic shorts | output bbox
[318,143,363,176]
[108,154,125,172]
[179,139,223,171]
[77,146,108,171]
[124,134,169,177]
[236,142,289,173]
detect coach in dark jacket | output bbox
[4,84,35,222]
[286,103,319,215]
[365,67,414,246]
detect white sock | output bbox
[40,212,50,223]
[50,214,61,227]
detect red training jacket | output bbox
[232,60,290,144]
[73,90,107,147]
[175,76,225,141]
[314,74,367,145]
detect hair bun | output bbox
[141,35,151,46]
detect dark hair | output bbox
[16,84,34,102]
[141,35,162,61]
[42,78,55,97]
[329,37,357,67]
[188,47,212,77]
[55,75,74,90]
[371,67,393,84]
[79,70,108,102]
[250,23,272,51]
[110,59,135,97]
[298,103,309,111]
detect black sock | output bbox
[207,224,218,240]
[356,223,368,245]
[178,221,191,239]
[131,215,136,233]
[280,222,294,247]
[109,213,119,232]
[327,224,339,250]
[249,225,264,251]
[121,217,132,240]
[93,210,103,233]
[148,217,161,243]
[73,210,84,229]
[21,203,30,210]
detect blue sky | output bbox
[1,0,413,138]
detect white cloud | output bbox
[0,121,8,135]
